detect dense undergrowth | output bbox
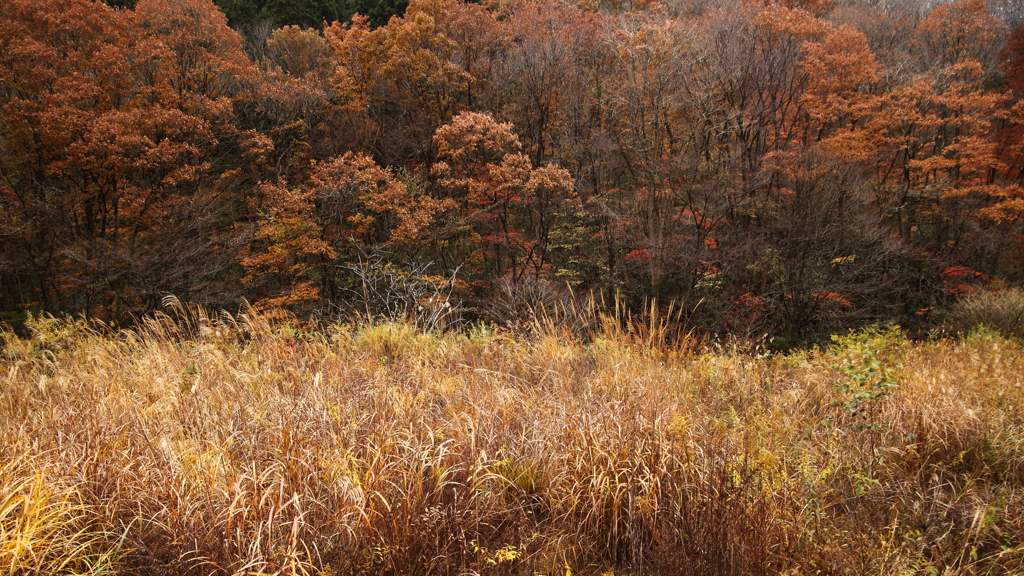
[2,305,1024,575]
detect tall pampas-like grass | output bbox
[2,305,1024,575]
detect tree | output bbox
[241,180,335,310]
[815,0,1018,302]
[914,0,1007,70]
[422,0,508,110]
[242,151,452,309]
[801,25,879,140]
[325,1,473,164]
[1,0,136,313]
[431,111,577,283]
[0,0,257,319]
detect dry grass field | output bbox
[2,304,1024,575]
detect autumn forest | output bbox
[8,2,1024,575]
[2,0,1024,344]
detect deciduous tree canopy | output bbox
[2,0,1021,344]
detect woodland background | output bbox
[2,0,1024,346]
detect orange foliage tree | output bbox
[325,0,473,164]
[1,0,255,317]
[242,152,454,310]
[2,0,1023,341]
[431,111,577,284]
